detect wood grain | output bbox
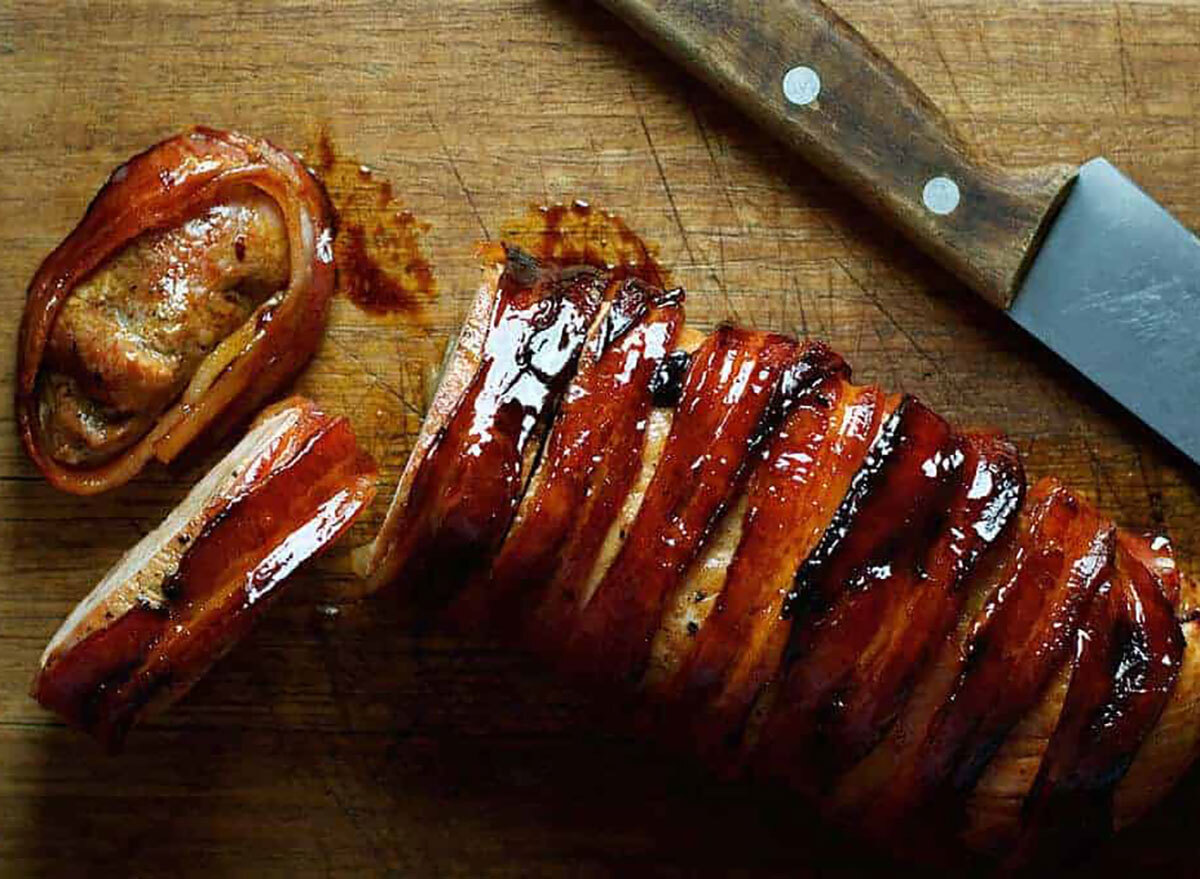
[2,1,1200,875]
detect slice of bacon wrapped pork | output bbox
[17,128,335,494]
[32,396,376,750]
[360,245,1200,867]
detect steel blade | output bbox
[1010,157,1200,464]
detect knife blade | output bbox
[598,0,1200,465]
[1012,159,1200,463]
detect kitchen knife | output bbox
[597,0,1200,465]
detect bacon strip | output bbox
[1012,530,1184,861]
[751,397,960,786]
[450,279,685,636]
[757,432,1024,793]
[17,128,335,494]
[826,434,1023,771]
[361,245,1200,864]
[32,397,376,749]
[567,327,800,686]
[363,250,607,610]
[886,479,1114,824]
[650,352,868,758]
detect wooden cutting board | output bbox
[3,1,1200,875]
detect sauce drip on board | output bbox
[498,200,669,288]
[310,130,435,317]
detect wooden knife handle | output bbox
[599,0,1077,309]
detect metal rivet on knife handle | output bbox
[923,176,961,216]
[782,66,821,106]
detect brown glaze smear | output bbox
[500,200,668,288]
[311,130,435,317]
[887,478,1114,826]
[378,255,607,611]
[451,279,685,638]
[1013,530,1184,863]
[653,349,865,759]
[32,406,376,749]
[753,397,961,786]
[566,326,800,687]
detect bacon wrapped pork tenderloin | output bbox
[33,397,376,750]
[360,245,1200,866]
[17,128,334,494]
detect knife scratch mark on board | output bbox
[1115,4,1135,115]
[686,91,748,235]
[427,111,492,241]
[325,334,425,420]
[632,86,742,323]
[915,0,979,131]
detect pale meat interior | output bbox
[38,184,289,465]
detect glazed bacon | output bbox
[364,245,1200,865]
[655,369,881,760]
[869,479,1116,834]
[751,413,1001,793]
[818,433,1023,777]
[359,247,609,610]
[32,397,376,749]
[450,278,685,636]
[17,128,334,494]
[568,326,801,686]
[1013,530,1184,861]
